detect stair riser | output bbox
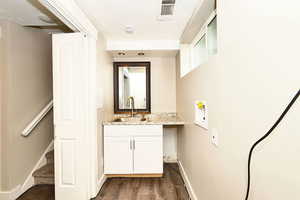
[46,150,54,164]
[46,157,54,164]
[35,177,54,185]
[33,151,55,186]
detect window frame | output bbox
[180,10,217,78]
[191,30,207,70]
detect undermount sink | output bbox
[113,117,147,123]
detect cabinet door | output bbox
[133,137,163,174]
[104,137,133,174]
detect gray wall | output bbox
[0,20,53,191]
[176,0,300,199]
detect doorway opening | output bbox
[0,0,72,199]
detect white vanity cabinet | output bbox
[104,137,133,174]
[104,125,163,175]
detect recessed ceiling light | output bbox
[118,52,126,56]
[125,25,134,34]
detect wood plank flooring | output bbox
[93,163,189,200]
[17,184,55,200]
[17,163,190,200]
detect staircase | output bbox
[33,150,54,185]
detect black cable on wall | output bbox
[244,89,300,200]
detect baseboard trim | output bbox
[0,140,54,200]
[96,174,107,196]
[0,185,21,200]
[177,161,198,200]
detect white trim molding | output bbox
[177,161,198,200]
[180,0,216,43]
[0,141,54,200]
[96,175,107,195]
[38,0,98,39]
[22,100,53,137]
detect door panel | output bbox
[133,137,163,174]
[53,33,88,199]
[104,137,133,174]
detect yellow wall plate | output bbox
[197,102,205,109]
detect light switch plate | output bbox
[211,128,219,147]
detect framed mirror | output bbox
[113,62,151,113]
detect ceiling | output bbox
[0,0,201,51]
[0,0,60,26]
[181,0,215,43]
[75,0,200,41]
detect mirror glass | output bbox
[118,67,147,109]
[114,62,151,113]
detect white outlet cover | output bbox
[211,128,219,147]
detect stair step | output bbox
[33,163,54,185]
[46,150,54,164]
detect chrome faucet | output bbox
[127,96,135,117]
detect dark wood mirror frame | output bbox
[113,62,151,114]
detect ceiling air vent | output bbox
[160,0,176,16]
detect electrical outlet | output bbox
[211,128,219,147]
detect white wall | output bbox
[150,57,177,113]
[176,0,300,199]
[96,32,114,181]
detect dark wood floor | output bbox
[17,184,55,200]
[93,163,190,200]
[17,163,190,200]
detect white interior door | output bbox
[133,137,163,174]
[104,137,133,174]
[53,33,88,200]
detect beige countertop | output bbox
[103,113,185,126]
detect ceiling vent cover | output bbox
[161,0,176,16]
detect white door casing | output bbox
[38,0,99,197]
[53,33,89,200]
